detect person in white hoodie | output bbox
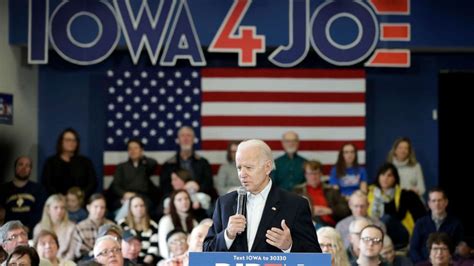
[387,137,425,197]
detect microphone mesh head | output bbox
[237,186,247,195]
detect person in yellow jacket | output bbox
[367,163,426,250]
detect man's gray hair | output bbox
[238,139,276,170]
[0,221,27,244]
[93,235,121,258]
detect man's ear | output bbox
[264,160,272,175]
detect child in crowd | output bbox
[66,187,87,223]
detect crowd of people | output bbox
[0,126,473,265]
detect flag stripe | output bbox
[201,68,366,78]
[202,92,365,103]
[201,116,365,127]
[201,103,365,116]
[202,78,365,92]
[201,140,365,150]
[201,127,365,140]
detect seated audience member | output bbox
[336,190,386,248]
[118,195,160,264]
[120,230,141,265]
[387,137,426,197]
[160,126,214,197]
[34,230,76,266]
[97,224,122,241]
[0,221,29,256]
[453,242,474,266]
[0,246,7,265]
[410,188,464,264]
[73,194,114,261]
[0,156,47,236]
[294,160,350,227]
[158,190,197,259]
[157,230,188,266]
[347,218,372,263]
[214,141,240,196]
[184,180,211,220]
[317,226,351,266]
[110,139,159,211]
[352,225,388,266]
[41,128,97,198]
[330,143,368,197]
[368,163,426,249]
[66,187,87,223]
[34,194,76,261]
[6,246,40,266]
[114,193,136,224]
[93,236,123,266]
[381,235,413,266]
[273,131,307,191]
[416,232,453,266]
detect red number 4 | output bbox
[209,0,265,66]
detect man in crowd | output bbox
[352,225,388,266]
[0,156,47,236]
[272,131,307,191]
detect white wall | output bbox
[0,1,39,181]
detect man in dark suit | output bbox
[204,139,321,253]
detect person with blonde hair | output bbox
[33,194,76,261]
[317,226,350,266]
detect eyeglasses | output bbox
[360,237,383,245]
[319,243,334,249]
[6,232,27,242]
[97,247,121,257]
[431,247,449,252]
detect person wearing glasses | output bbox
[352,225,388,266]
[317,226,350,266]
[416,232,453,266]
[0,221,29,256]
[93,236,123,266]
[157,230,189,266]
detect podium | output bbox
[190,252,331,265]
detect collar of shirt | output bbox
[247,179,272,202]
[432,213,447,225]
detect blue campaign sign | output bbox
[189,252,331,266]
[0,93,13,125]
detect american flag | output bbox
[103,68,366,187]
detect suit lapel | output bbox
[251,183,280,251]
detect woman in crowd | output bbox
[316,226,350,266]
[387,137,426,197]
[35,230,76,266]
[41,128,97,198]
[330,143,368,197]
[34,194,76,260]
[158,189,197,259]
[367,163,426,249]
[118,195,160,264]
[215,141,241,195]
[6,246,40,266]
[157,230,189,266]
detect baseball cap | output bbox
[97,224,123,239]
[122,230,139,242]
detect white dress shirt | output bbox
[224,180,290,252]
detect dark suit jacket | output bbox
[203,182,321,253]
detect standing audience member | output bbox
[66,187,87,223]
[330,143,368,197]
[41,128,97,198]
[293,160,350,227]
[93,236,123,266]
[336,190,386,248]
[410,188,464,264]
[273,131,307,191]
[381,235,413,266]
[387,137,425,197]
[118,195,160,264]
[34,194,77,261]
[34,230,76,266]
[73,194,114,261]
[160,126,214,197]
[317,226,351,266]
[0,156,47,236]
[110,139,159,211]
[6,246,40,266]
[215,141,241,195]
[158,190,197,259]
[416,233,453,266]
[367,163,426,249]
[352,225,388,266]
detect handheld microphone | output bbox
[236,186,247,215]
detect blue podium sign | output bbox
[189,252,331,266]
